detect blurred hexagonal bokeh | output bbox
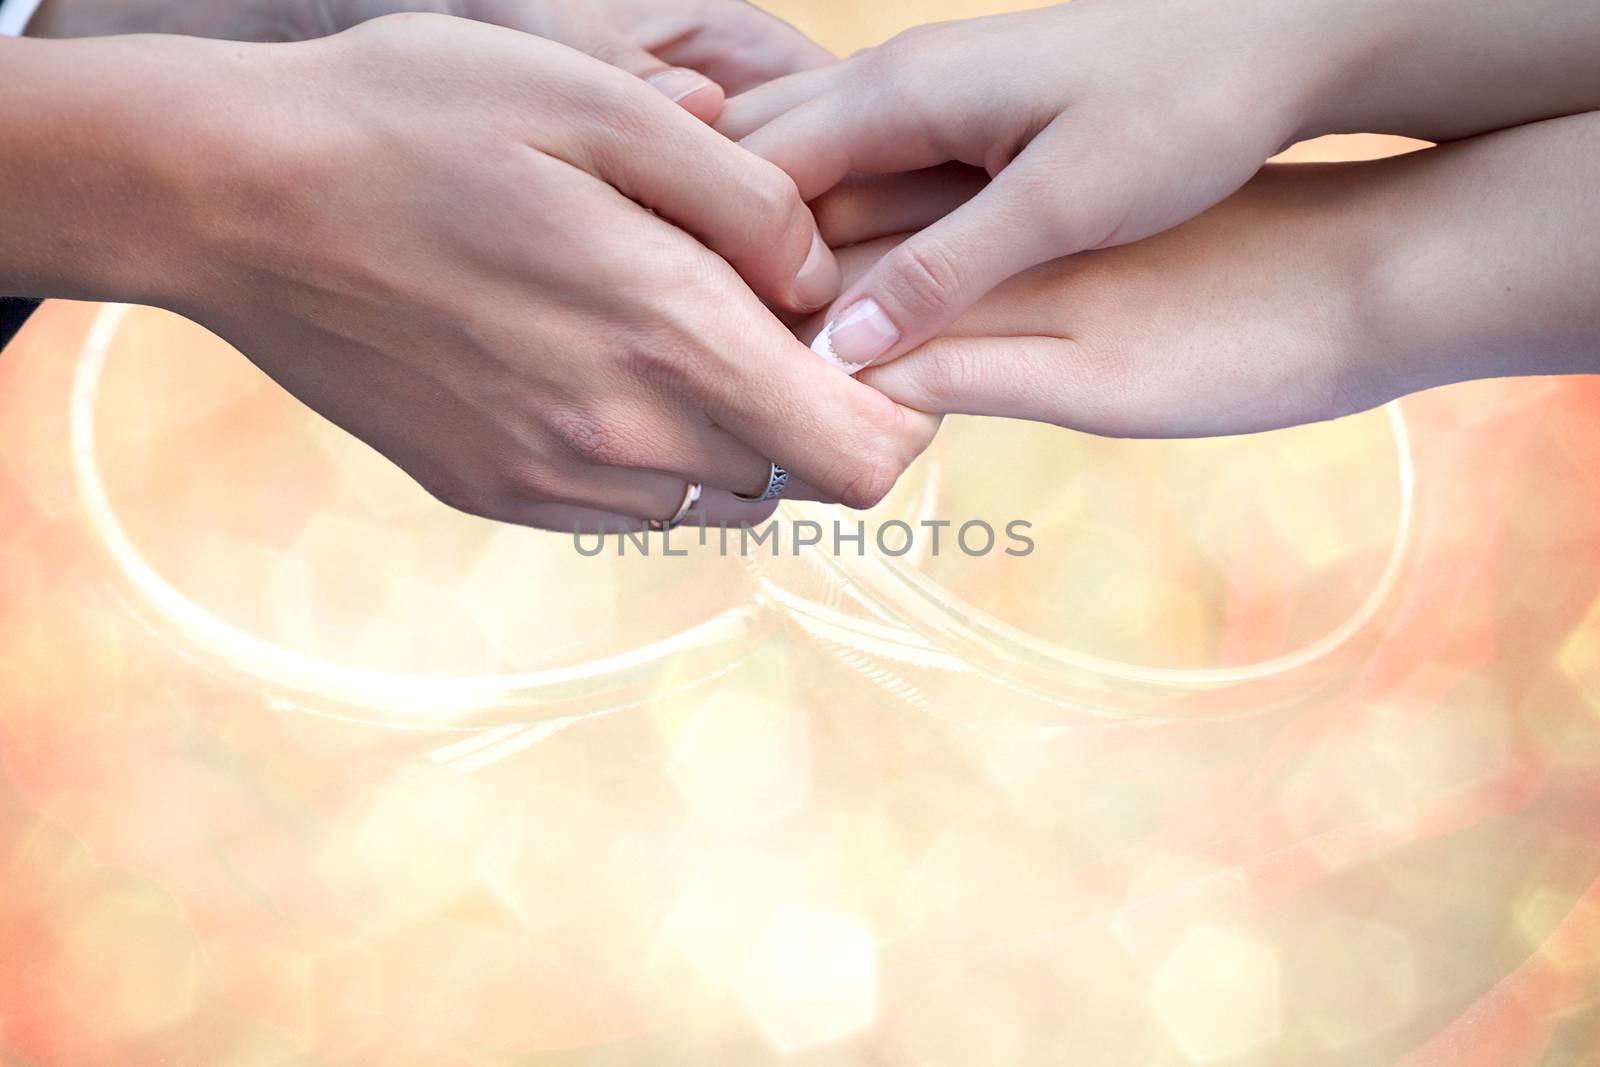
[3,4,1600,1065]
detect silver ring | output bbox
[735,462,789,503]
[648,481,703,532]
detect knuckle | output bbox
[859,388,911,446]
[731,165,806,259]
[887,240,967,317]
[809,185,858,243]
[920,342,985,406]
[756,166,804,220]
[544,408,635,468]
[835,454,904,512]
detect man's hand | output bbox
[193,15,928,529]
[3,16,935,530]
[328,0,834,123]
[29,0,832,124]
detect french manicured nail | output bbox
[810,298,899,372]
[794,233,840,312]
[647,69,714,104]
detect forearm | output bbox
[26,0,322,40]
[1362,112,1600,395]
[1301,0,1600,142]
[0,34,262,304]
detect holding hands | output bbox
[725,0,1310,370]
[819,113,1600,438]
[6,0,1599,531]
[727,0,1600,374]
[9,3,933,529]
[175,16,934,527]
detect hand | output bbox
[721,0,1332,371]
[29,0,833,123]
[583,0,834,94]
[826,169,1374,438]
[111,17,928,529]
[326,0,832,122]
[727,0,1600,375]
[808,115,1600,438]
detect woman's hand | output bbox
[726,0,1600,375]
[722,0,1323,371]
[4,16,934,529]
[809,114,1600,439]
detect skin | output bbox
[579,0,833,94]
[724,0,1600,372]
[28,0,834,120]
[801,113,1600,438]
[3,8,938,531]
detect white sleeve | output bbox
[0,0,46,36]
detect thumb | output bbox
[808,172,1064,373]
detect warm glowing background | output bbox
[4,3,1600,1065]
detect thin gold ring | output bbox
[648,481,703,532]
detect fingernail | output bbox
[811,299,899,372]
[794,233,840,312]
[647,69,714,104]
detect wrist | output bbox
[28,0,321,40]
[1204,0,1378,152]
[1341,149,1532,401]
[0,35,288,308]
[1291,2,1410,142]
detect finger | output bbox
[736,90,966,203]
[805,160,1074,373]
[543,397,845,505]
[703,321,941,510]
[716,64,846,140]
[501,489,780,536]
[515,464,778,530]
[859,335,1102,428]
[578,84,842,314]
[586,412,801,502]
[604,2,836,94]
[813,165,989,249]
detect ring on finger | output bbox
[648,481,704,532]
[734,462,789,503]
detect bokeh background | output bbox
[4,3,1600,1065]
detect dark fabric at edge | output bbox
[0,297,43,351]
